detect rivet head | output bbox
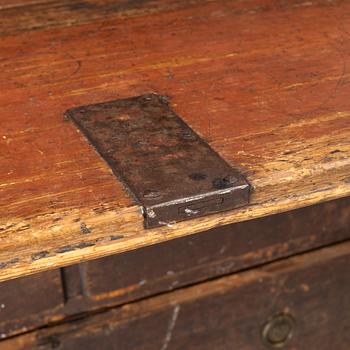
[181,130,196,141]
[262,314,295,348]
[212,174,237,189]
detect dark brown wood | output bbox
[0,270,64,338]
[61,197,350,315]
[4,240,350,349]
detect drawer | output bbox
[5,240,350,349]
[62,197,350,312]
[0,270,64,338]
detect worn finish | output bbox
[0,270,64,338]
[4,241,350,349]
[60,197,350,314]
[66,93,250,228]
[0,197,345,339]
[0,0,209,36]
[1,0,350,280]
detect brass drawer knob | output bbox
[262,314,295,348]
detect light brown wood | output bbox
[0,0,350,281]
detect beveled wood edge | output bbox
[1,166,349,282]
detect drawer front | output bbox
[5,240,350,349]
[62,197,350,312]
[0,270,64,338]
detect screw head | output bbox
[212,174,237,189]
[181,130,196,141]
[262,314,295,348]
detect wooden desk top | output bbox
[1,0,349,281]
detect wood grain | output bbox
[3,240,350,349]
[0,270,64,339]
[0,197,347,340]
[60,197,350,315]
[0,0,350,281]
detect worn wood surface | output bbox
[61,197,350,315]
[2,197,349,340]
[1,0,350,281]
[3,240,350,349]
[0,270,64,339]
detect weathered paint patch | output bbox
[0,258,19,269]
[80,222,91,234]
[55,242,95,254]
[31,251,50,261]
[110,235,124,241]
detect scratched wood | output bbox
[0,197,347,340]
[3,241,350,349]
[60,197,350,315]
[0,0,350,281]
[0,0,201,35]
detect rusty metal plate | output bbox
[66,94,250,228]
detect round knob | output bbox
[262,314,295,348]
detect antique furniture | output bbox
[0,0,349,349]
